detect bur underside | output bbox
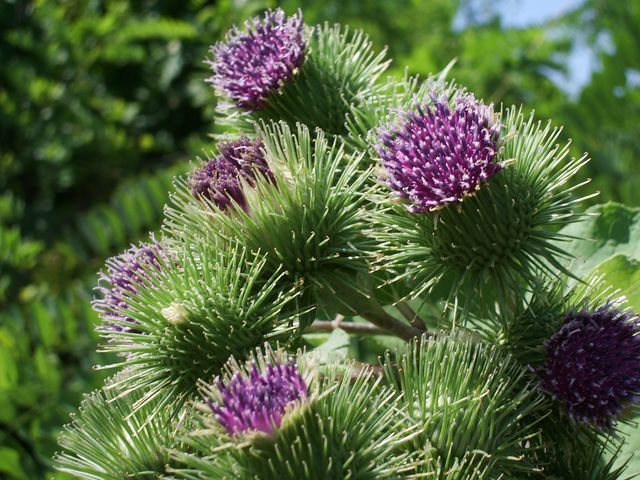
[540,304,640,428]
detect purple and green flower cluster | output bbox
[208,360,307,436]
[376,92,502,212]
[540,304,640,428]
[93,236,164,332]
[189,137,272,212]
[209,9,305,111]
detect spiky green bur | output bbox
[536,415,633,480]
[470,277,617,366]
[384,335,547,478]
[472,278,640,429]
[373,105,591,307]
[101,240,302,410]
[217,23,389,136]
[467,279,639,477]
[54,371,184,479]
[166,122,377,318]
[549,441,632,480]
[171,349,419,480]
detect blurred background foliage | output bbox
[0,0,638,477]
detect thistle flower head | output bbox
[209,9,305,111]
[189,137,272,211]
[371,106,590,306]
[208,360,307,436]
[176,357,417,479]
[540,304,640,428]
[376,91,502,212]
[93,235,164,331]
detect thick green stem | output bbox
[396,302,427,330]
[360,304,425,341]
[307,320,390,335]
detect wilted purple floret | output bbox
[93,236,164,332]
[540,304,640,428]
[208,8,305,111]
[208,361,308,436]
[188,137,272,212]
[376,92,502,212]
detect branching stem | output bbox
[360,306,426,341]
[307,319,390,335]
[395,302,428,330]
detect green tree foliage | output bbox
[560,0,640,206]
[0,0,262,236]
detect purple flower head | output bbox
[208,360,308,436]
[208,9,305,111]
[189,137,272,212]
[376,91,502,212]
[93,235,164,332]
[540,304,640,428]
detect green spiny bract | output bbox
[216,19,389,136]
[100,238,302,410]
[470,276,618,367]
[372,103,592,310]
[549,440,633,480]
[54,370,186,479]
[171,348,420,480]
[166,122,378,319]
[536,414,633,480]
[345,69,458,155]
[384,335,547,478]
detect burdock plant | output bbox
[56,7,640,480]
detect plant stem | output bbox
[396,302,427,330]
[307,320,390,335]
[360,306,426,341]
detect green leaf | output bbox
[612,420,640,477]
[0,447,29,480]
[313,328,350,357]
[0,329,18,390]
[591,254,640,311]
[33,301,58,348]
[558,203,640,281]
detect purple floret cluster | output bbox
[189,137,272,212]
[376,92,502,212]
[208,8,305,111]
[93,236,164,332]
[208,360,308,436]
[540,304,640,428]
